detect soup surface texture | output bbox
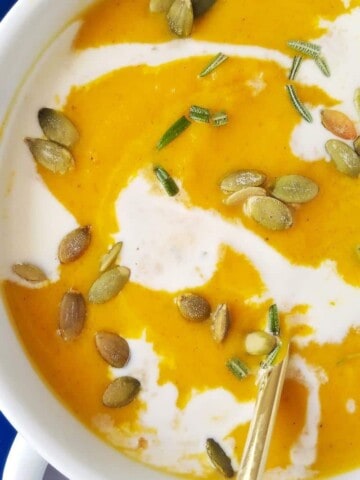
[2,0,360,478]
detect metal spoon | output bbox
[237,345,290,480]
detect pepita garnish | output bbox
[175,293,211,321]
[211,304,230,343]
[226,357,249,380]
[12,263,47,283]
[245,196,293,230]
[270,175,319,204]
[59,290,86,341]
[199,52,228,77]
[220,170,266,193]
[38,108,79,148]
[167,0,193,37]
[25,138,74,174]
[100,241,123,273]
[103,376,141,408]
[149,0,174,12]
[325,139,360,177]
[223,186,266,206]
[95,331,130,368]
[245,331,277,356]
[58,226,91,264]
[88,266,131,304]
[268,303,280,336]
[205,438,234,478]
[191,0,216,17]
[354,136,360,156]
[321,109,357,140]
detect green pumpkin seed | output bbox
[12,263,47,283]
[245,196,293,230]
[100,242,123,272]
[59,290,86,341]
[245,331,277,356]
[88,266,130,304]
[354,88,360,119]
[354,137,360,156]
[220,170,266,193]
[325,139,360,177]
[38,108,79,148]
[175,293,211,321]
[58,226,91,264]
[191,0,216,16]
[211,304,230,343]
[271,175,319,204]
[25,138,74,174]
[95,331,130,368]
[206,438,234,478]
[167,0,193,37]
[103,376,140,408]
[223,186,266,206]
[149,0,174,12]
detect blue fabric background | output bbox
[0,2,19,476]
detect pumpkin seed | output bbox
[25,138,74,174]
[271,175,319,204]
[206,438,234,478]
[58,226,91,264]
[59,290,86,341]
[354,88,360,119]
[211,304,230,343]
[95,331,130,368]
[220,170,266,193]
[12,263,47,283]
[38,108,79,148]
[354,136,360,156]
[100,242,123,272]
[88,266,130,304]
[325,139,360,177]
[149,0,174,12]
[167,0,193,37]
[245,331,277,356]
[223,186,266,206]
[245,196,293,230]
[321,109,357,140]
[103,376,141,408]
[175,293,211,321]
[192,0,216,16]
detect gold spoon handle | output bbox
[237,346,289,480]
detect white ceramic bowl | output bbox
[0,1,170,479]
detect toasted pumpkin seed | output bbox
[59,291,86,341]
[103,376,140,408]
[245,196,293,230]
[220,170,266,193]
[38,108,79,148]
[95,331,130,368]
[223,186,266,206]
[354,136,360,156]
[100,242,123,272]
[206,438,234,478]
[211,304,230,343]
[321,109,357,140]
[271,175,318,204]
[175,293,211,321]
[88,266,130,304]
[167,0,193,37]
[25,138,74,174]
[149,0,174,12]
[12,263,47,283]
[192,0,216,16]
[354,88,360,119]
[245,331,277,356]
[58,226,91,264]
[325,139,360,177]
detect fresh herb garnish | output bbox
[199,52,228,77]
[189,105,210,123]
[268,304,280,336]
[287,40,321,58]
[288,56,303,80]
[226,357,249,379]
[285,84,313,123]
[315,56,330,77]
[154,166,179,196]
[156,115,191,150]
[260,344,281,369]
[211,111,228,127]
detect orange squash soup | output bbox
[2,0,360,478]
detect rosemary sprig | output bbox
[154,166,179,196]
[226,357,249,379]
[199,52,229,77]
[211,111,228,127]
[285,84,313,123]
[156,115,191,150]
[268,304,280,336]
[287,40,320,58]
[315,56,330,77]
[261,344,281,369]
[288,56,303,80]
[189,105,210,123]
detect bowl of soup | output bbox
[1,0,360,479]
